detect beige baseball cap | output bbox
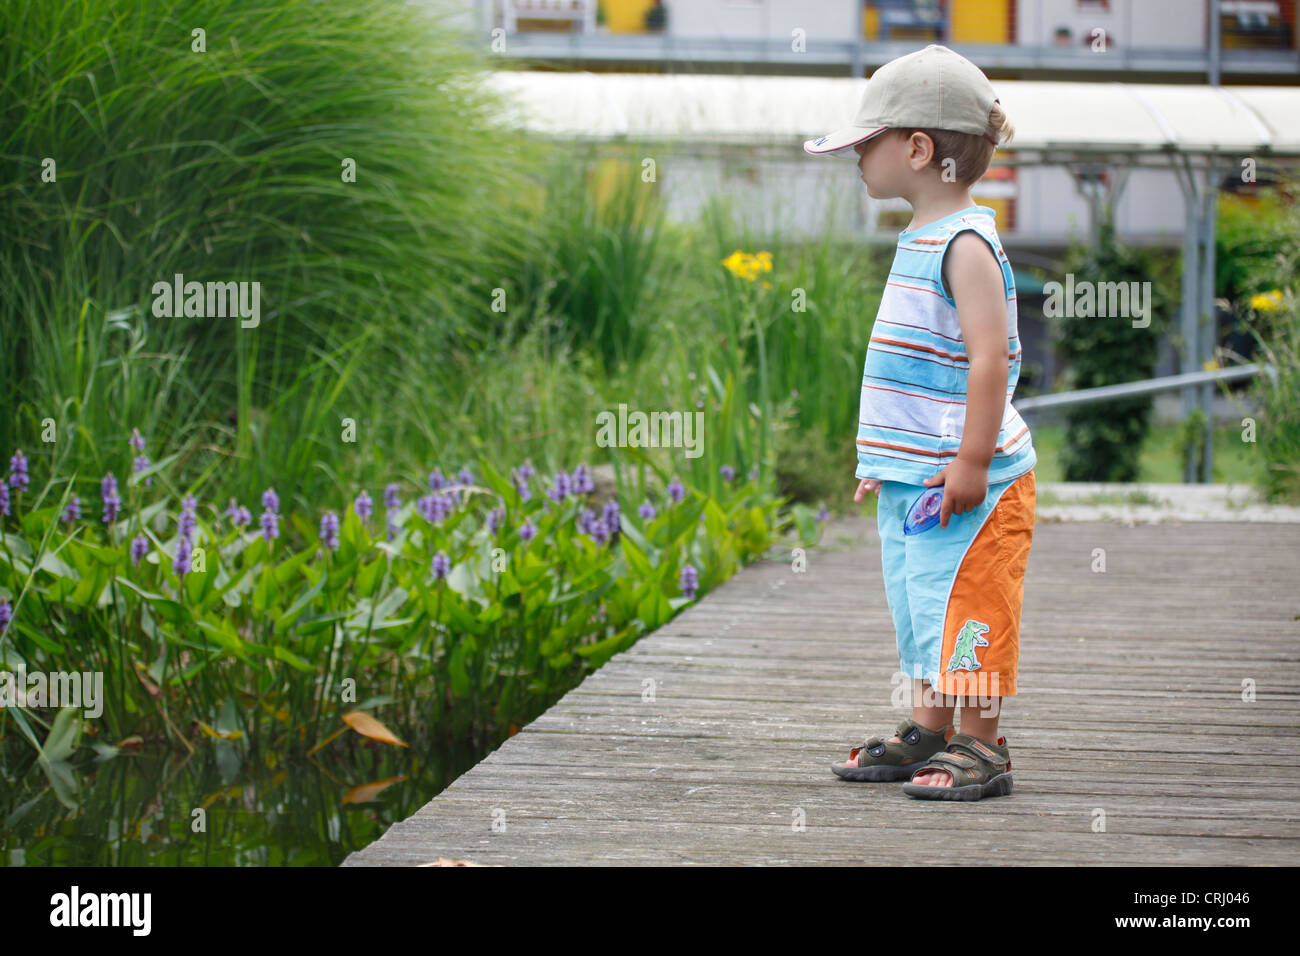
[804,44,1000,157]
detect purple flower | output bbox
[418,493,452,525]
[749,465,760,481]
[0,599,11,635]
[354,490,373,522]
[261,488,279,513]
[173,535,192,577]
[519,518,537,542]
[487,505,504,535]
[133,454,151,485]
[384,483,400,511]
[130,533,150,567]
[570,464,595,494]
[428,468,446,492]
[637,499,656,521]
[517,461,535,482]
[226,498,251,529]
[63,495,81,523]
[101,472,121,524]
[458,466,474,487]
[589,517,610,546]
[320,511,340,551]
[816,504,830,523]
[129,428,146,451]
[720,465,736,483]
[431,550,451,579]
[0,481,9,517]
[8,450,29,492]
[514,462,534,502]
[601,499,621,538]
[179,494,198,541]
[667,478,685,504]
[260,508,279,543]
[680,564,699,600]
[547,471,572,504]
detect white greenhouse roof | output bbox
[485,72,1300,157]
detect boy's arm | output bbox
[923,232,1010,526]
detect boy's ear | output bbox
[907,131,936,168]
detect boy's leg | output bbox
[912,469,1036,786]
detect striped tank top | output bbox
[856,205,1035,485]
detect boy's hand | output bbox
[854,478,881,502]
[922,457,987,528]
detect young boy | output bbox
[804,45,1036,801]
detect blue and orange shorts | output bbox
[876,469,1035,698]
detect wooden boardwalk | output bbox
[343,517,1300,866]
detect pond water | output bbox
[1,734,493,866]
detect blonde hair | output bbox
[889,102,1014,188]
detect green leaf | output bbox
[274,571,327,634]
[273,644,315,672]
[41,706,83,762]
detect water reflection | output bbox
[1,734,492,866]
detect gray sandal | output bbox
[831,719,955,781]
[902,733,1013,800]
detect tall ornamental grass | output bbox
[1,0,528,499]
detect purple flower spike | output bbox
[101,472,121,524]
[458,466,474,487]
[236,506,251,529]
[354,490,373,522]
[431,551,451,580]
[260,509,279,543]
[638,499,656,521]
[517,461,535,482]
[173,535,192,578]
[133,453,152,485]
[261,488,279,514]
[384,483,400,511]
[8,451,29,492]
[680,564,699,600]
[519,518,537,542]
[720,465,736,483]
[667,478,685,504]
[547,471,571,504]
[179,494,198,541]
[129,428,146,451]
[590,517,610,546]
[63,495,81,523]
[428,468,446,492]
[0,599,11,635]
[130,534,150,567]
[487,505,504,535]
[570,464,595,495]
[601,499,621,538]
[320,511,340,551]
[816,504,830,523]
[0,481,9,517]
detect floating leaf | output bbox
[341,711,408,747]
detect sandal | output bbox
[831,719,955,781]
[902,733,1013,800]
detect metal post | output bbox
[1175,156,1201,483]
[1199,156,1220,482]
[852,0,865,77]
[1209,0,1222,87]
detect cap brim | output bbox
[803,125,887,157]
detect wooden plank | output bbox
[343,518,1300,866]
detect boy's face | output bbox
[854,131,932,200]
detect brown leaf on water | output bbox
[418,857,493,867]
[342,775,408,805]
[341,711,408,748]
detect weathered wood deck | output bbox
[344,516,1300,866]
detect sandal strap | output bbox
[944,734,1010,772]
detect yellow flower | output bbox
[721,249,774,282]
[1249,289,1284,312]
